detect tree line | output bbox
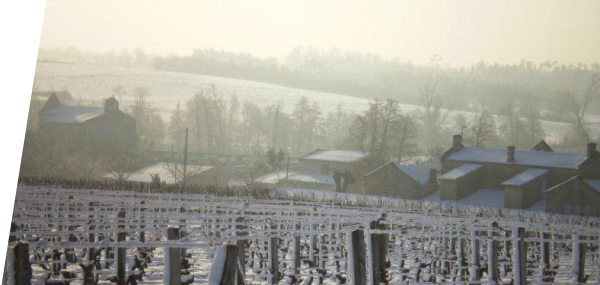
[20,76,598,182]
[38,46,600,126]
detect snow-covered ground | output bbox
[9,186,600,285]
[32,62,600,145]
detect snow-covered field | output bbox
[32,62,600,145]
[7,186,600,285]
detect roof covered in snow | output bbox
[439,164,482,180]
[103,163,213,184]
[584,180,600,193]
[446,147,587,169]
[256,171,335,185]
[300,149,369,163]
[458,189,505,207]
[502,168,549,186]
[398,165,433,185]
[41,106,104,123]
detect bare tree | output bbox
[469,110,497,147]
[574,73,600,145]
[419,81,450,157]
[162,161,206,185]
[378,99,400,158]
[396,112,419,164]
[103,153,142,182]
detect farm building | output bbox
[544,177,600,216]
[254,171,335,191]
[28,91,75,131]
[38,92,136,150]
[530,140,554,152]
[297,149,369,174]
[103,162,227,188]
[439,135,600,214]
[362,162,438,199]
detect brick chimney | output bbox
[507,146,516,163]
[428,168,437,184]
[588,142,597,157]
[453,135,464,151]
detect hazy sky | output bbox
[39,0,600,67]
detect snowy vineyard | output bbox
[6,186,600,285]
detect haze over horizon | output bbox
[39,0,600,68]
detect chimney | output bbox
[507,146,516,163]
[104,97,119,112]
[428,168,437,184]
[588,142,597,157]
[452,135,463,150]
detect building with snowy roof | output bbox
[298,149,369,173]
[103,162,226,188]
[544,176,600,216]
[254,170,335,191]
[38,92,136,150]
[362,162,438,199]
[28,91,75,131]
[439,135,600,214]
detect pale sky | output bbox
[39,0,600,67]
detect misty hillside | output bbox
[32,61,599,145]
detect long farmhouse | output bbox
[439,135,600,215]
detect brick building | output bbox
[362,162,438,199]
[439,135,598,212]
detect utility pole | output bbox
[183,128,189,188]
[285,157,290,182]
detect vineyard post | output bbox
[179,207,187,256]
[541,232,550,269]
[348,229,366,285]
[502,228,510,276]
[117,211,126,285]
[13,242,32,285]
[139,201,146,243]
[236,216,247,273]
[166,227,182,285]
[292,222,301,276]
[268,222,280,284]
[538,231,550,282]
[216,244,246,285]
[318,224,325,281]
[369,214,388,285]
[88,201,96,261]
[572,233,587,283]
[469,227,480,281]
[487,222,499,282]
[9,222,16,243]
[514,227,527,285]
[310,207,318,265]
[457,234,466,277]
[64,195,76,263]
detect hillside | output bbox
[32,61,600,145]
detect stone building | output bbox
[439,135,598,212]
[544,143,600,216]
[362,162,438,199]
[38,93,136,150]
[297,149,370,173]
